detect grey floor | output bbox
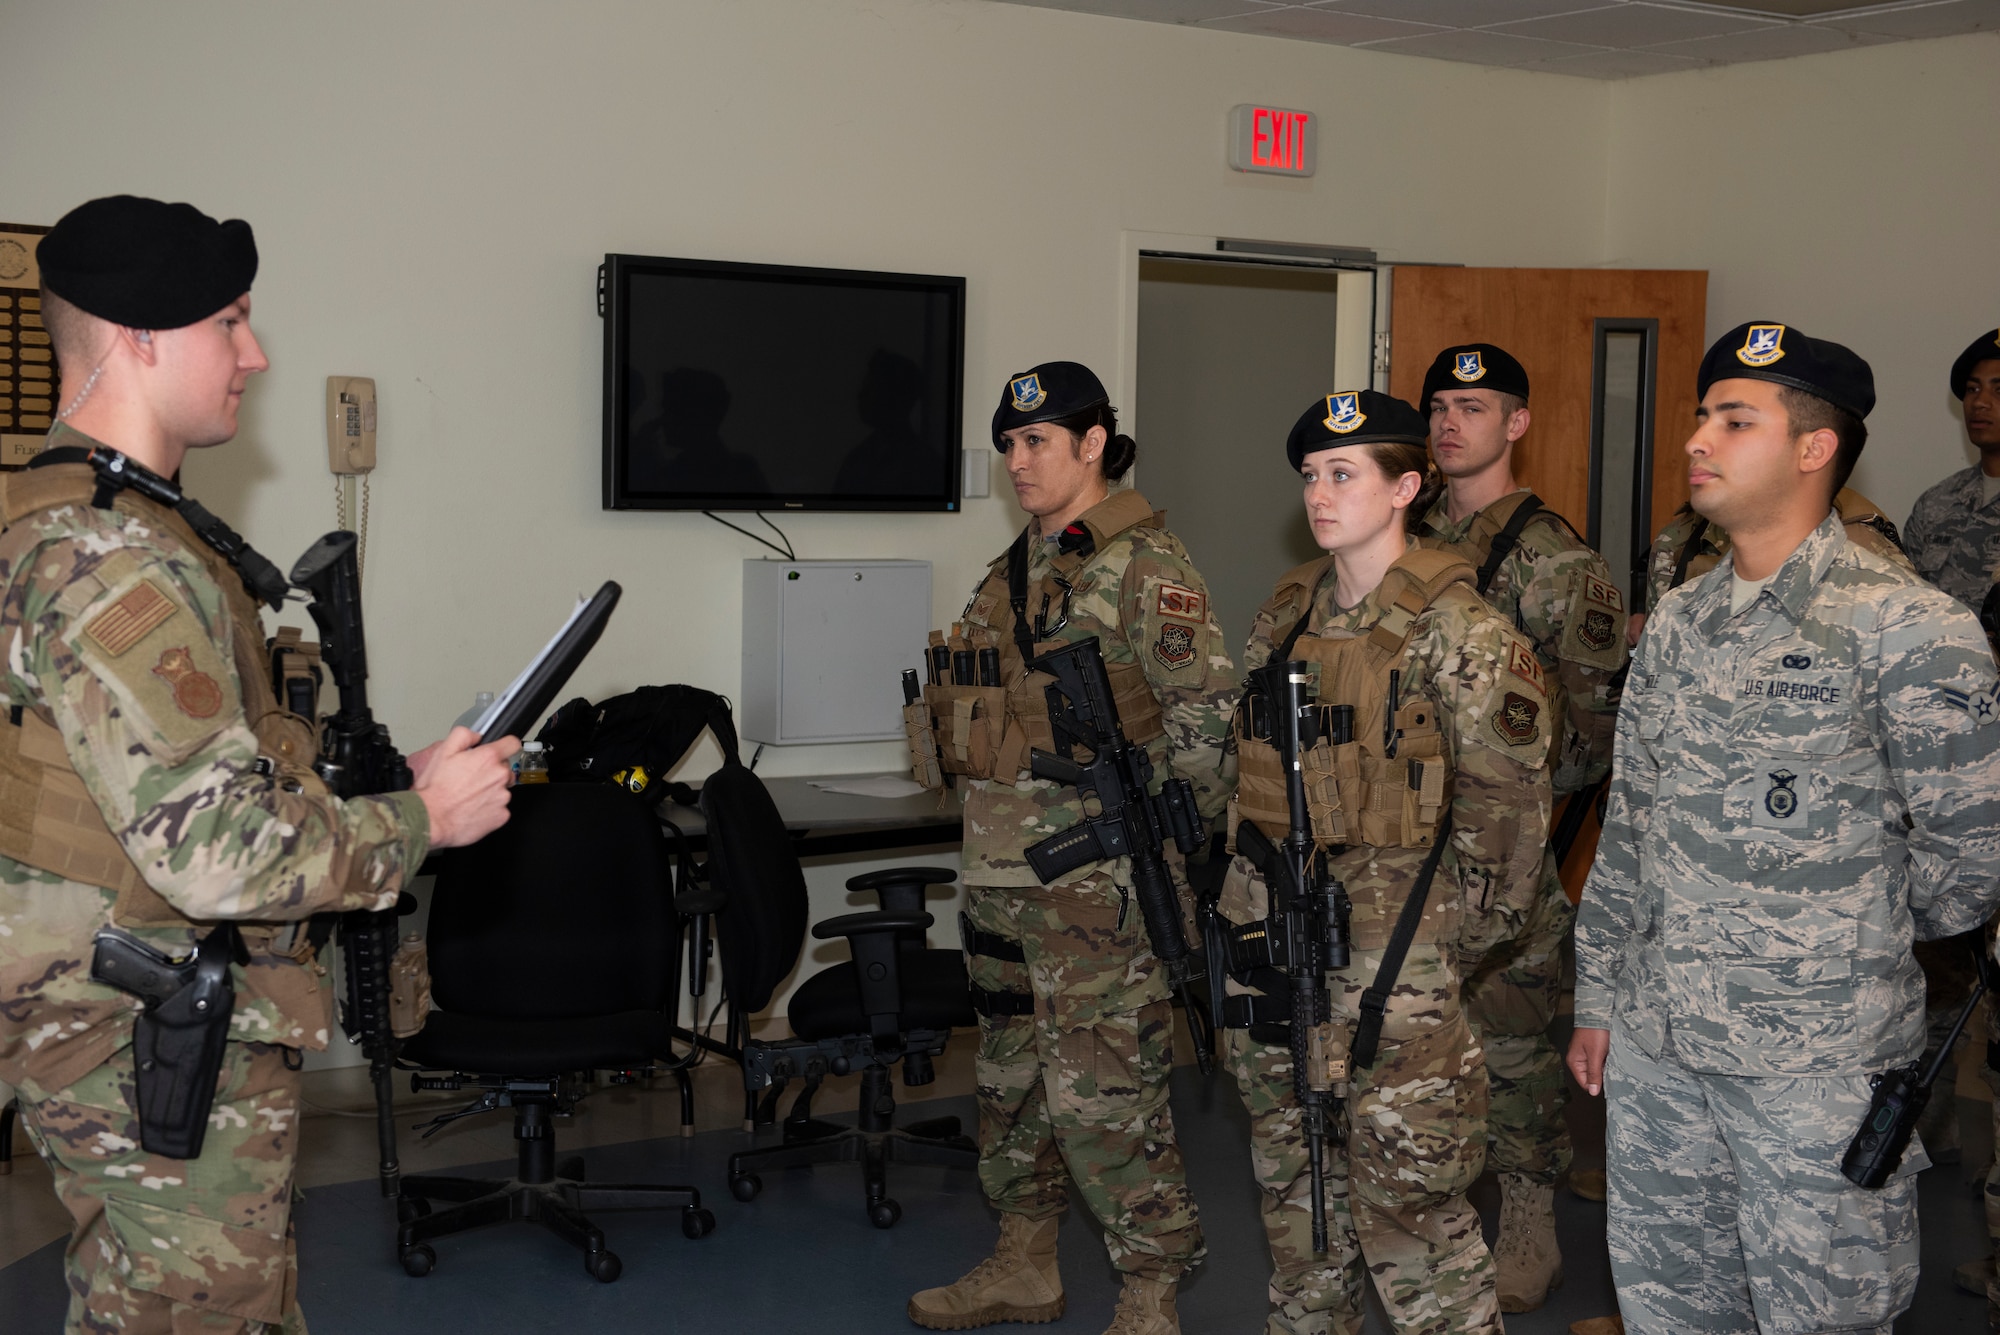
[1,1071,1992,1334]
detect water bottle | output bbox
[453,690,495,732]
[515,740,550,784]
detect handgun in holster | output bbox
[91,922,243,1160]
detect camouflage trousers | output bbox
[1604,1029,1920,1334]
[963,877,1204,1281]
[1462,850,1573,1184]
[19,1039,307,1335]
[1222,958,1501,1335]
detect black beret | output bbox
[1419,343,1530,410]
[991,361,1109,450]
[38,195,257,330]
[1950,329,2000,399]
[1286,390,1428,471]
[1698,321,1874,419]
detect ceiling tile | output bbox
[1648,21,1890,58]
[1681,0,1885,13]
[1531,45,1710,74]
[983,0,1286,20]
[1491,2,1779,46]
[1817,0,2000,37]
[1356,27,1613,65]
[1198,7,1450,41]
[1307,0,1606,26]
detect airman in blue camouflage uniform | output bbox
[1571,321,2000,1335]
[0,196,519,1335]
[1903,328,2000,613]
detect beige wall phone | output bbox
[325,377,376,578]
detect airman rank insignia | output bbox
[1452,351,1486,383]
[152,646,223,719]
[1737,324,1786,367]
[1943,681,2000,725]
[1763,768,1799,819]
[1492,691,1540,747]
[1010,374,1047,412]
[1154,622,1196,671]
[1322,392,1366,434]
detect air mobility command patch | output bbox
[1154,622,1196,671]
[1142,578,1210,679]
[72,570,236,761]
[1491,690,1541,748]
[1560,572,1627,670]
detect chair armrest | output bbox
[812,910,933,941]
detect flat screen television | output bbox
[601,253,966,512]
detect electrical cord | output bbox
[702,510,796,560]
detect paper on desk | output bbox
[807,775,927,799]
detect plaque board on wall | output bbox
[0,224,59,468]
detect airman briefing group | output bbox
[3,193,1997,1335]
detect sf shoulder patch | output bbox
[1560,572,1627,670]
[1505,641,1546,696]
[1491,690,1542,748]
[83,579,178,657]
[1155,582,1207,624]
[1154,622,1197,671]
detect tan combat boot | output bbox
[1569,1319,1625,1335]
[1102,1273,1179,1335]
[908,1212,1065,1330]
[1495,1173,1563,1313]
[1568,1167,1607,1202]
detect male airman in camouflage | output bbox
[907,362,1234,1335]
[0,195,518,1334]
[1570,322,2000,1334]
[1412,343,1625,1313]
[1903,329,2000,612]
[1215,391,1549,1335]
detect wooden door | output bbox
[1389,266,1707,902]
[1388,267,1707,541]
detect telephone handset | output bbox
[326,377,377,474]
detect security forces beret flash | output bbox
[1950,329,2000,399]
[1698,321,1875,419]
[992,361,1110,450]
[1287,390,1429,471]
[1419,343,1530,410]
[38,195,258,330]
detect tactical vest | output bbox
[915,490,1166,786]
[0,464,325,930]
[1232,548,1473,852]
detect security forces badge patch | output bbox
[1452,350,1486,383]
[1010,373,1047,412]
[1323,392,1366,434]
[1763,768,1800,820]
[1737,324,1786,368]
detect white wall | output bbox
[1,0,1609,767]
[1604,33,2000,529]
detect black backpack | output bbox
[535,684,735,807]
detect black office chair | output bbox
[688,750,979,1228]
[394,782,715,1283]
[0,1096,16,1174]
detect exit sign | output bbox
[1229,104,1316,177]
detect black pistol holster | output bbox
[92,922,242,1160]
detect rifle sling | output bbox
[29,446,291,611]
[1474,495,1545,597]
[1352,809,1454,1069]
[1670,516,1710,592]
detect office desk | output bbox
[659,775,962,858]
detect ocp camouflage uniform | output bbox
[1904,465,2000,612]
[1218,545,1551,1335]
[1643,487,1911,614]
[957,486,1235,1282]
[1577,512,2000,1333]
[0,425,429,1333]
[1417,491,1624,1189]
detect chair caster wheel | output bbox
[400,1245,436,1278]
[869,1198,902,1229]
[558,1155,586,1181]
[587,1250,622,1283]
[682,1207,716,1239]
[396,1197,431,1224]
[730,1174,761,1202]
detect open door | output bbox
[1387,266,1708,900]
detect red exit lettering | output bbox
[1251,108,1308,169]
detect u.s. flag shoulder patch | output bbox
[83,579,179,657]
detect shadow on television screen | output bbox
[602,254,966,512]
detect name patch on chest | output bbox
[1156,583,1207,624]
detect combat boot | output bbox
[1568,1319,1624,1335]
[1495,1173,1563,1313]
[908,1212,1065,1330]
[1102,1273,1179,1335]
[1568,1167,1607,1202]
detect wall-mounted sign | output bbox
[0,224,58,468]
[1229,104,1316,178]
